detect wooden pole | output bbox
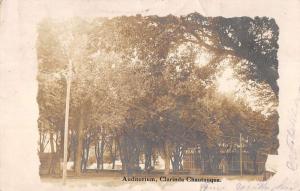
[240,133,243,176]
[62,59,72,184]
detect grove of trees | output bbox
[37,13,279,175]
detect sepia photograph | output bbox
[36,13,279,182]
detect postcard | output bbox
[0,0,299,191]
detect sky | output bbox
[171,41,277,117]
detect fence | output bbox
[183,152,267,175]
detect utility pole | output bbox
[62,59,72,184]
[240,133,243,176]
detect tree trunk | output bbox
[48,132,55,175]
[144,142,152,171]
[95,141,100,172]
[109,138,117,170]
[119,135,126,172]
[112,142,117,169]
[81,136,90,172]
[253,152,257,174]
[171,145,184,173]
[152,152,157,170]
[50,132,55,153]
[100,139,105,170]
[86,145,90,169]
[74,107,84,176]
[164,140,171,175]
[39,131,46,153]
[95,135,105,172]
[67,130,74,162]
